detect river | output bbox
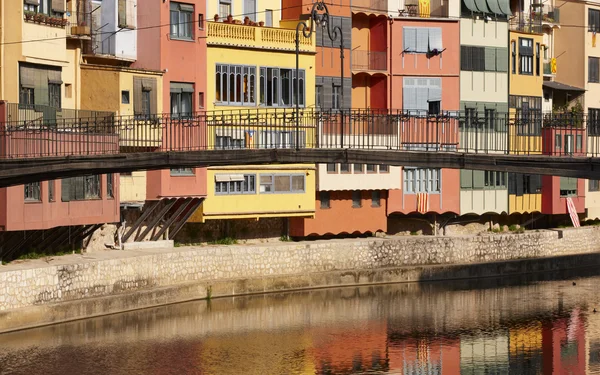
[2,268,600,374]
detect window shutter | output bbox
[529,175,542,193]
[118,0,127,28]
[133,77,143,114]
[19,65,35,88]
[127,0,137,28]
[560,177,577,191]
[403,86,417,110]
[473,171,485,189]
[485,47,496,71]
[403,27,416,52]
[52,0,65,13]
[461,46,471,71]
[61,179,71,202]
[416,87,429,111]
[428,27,443,51]
[474,47,485,71]
[461,169,473,189]
[416,28,429,53]
[496,47,508,72]
[148,78,157,114]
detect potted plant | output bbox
[24,11,34,21]
[226,14,233,23]
[258,20,264,27]
[244,16,250,25]
[60,18,68,27]
[214,14,219,22]
[34,13,45,23]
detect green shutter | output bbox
[61,178,71,202]
[485,47,496,71]
[473,171,485,189]
[560,177,577,191]
[496,48,508,72]
[461,169,473,189]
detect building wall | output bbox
[585,3,600,112]
[541,176,586,214]
[317,164,401,191]
[190,164,316,222]
[120,172,147,203]
[509,31,544,98]
[387,169,460,215]
[100,0,137,60]
[460,189,509,215]
[289,190,388,236]
[553,1,585,92]
[509,193,542,213]
[0,176,120,231]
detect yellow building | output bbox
[190,17,317,223]
[508,27,544,214]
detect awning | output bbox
[543,81,586,92]
[474,0,490,14]
[485,0,503,15]
[463,0,479,13]
[170,82,194,93]
[214,174,245,182]
[498,0,512,16]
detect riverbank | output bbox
[1,226,600,333]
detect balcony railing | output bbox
[400,0,449,18]
[207,22,314,52]
[539,4,560,24]
[351,0,387,13]
[352,50,387,71]
[509,11,542,34]
[66,11,91,38]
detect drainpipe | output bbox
[389,17,393,110]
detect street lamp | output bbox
[295,1,344,150]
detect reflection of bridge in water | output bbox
[3,104,600,186]
[0,268,596,374]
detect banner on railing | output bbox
[566,197,580,228]
[417,192,429,214]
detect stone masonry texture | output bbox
[1,227,600,313]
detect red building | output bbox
[134,0,208,200]
[541,309,587,375]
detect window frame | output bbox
[326,163,338,173]
[519,38,534,75]
[106,173,114,199]
[354,164,364,173]
[24,182,41,202]
[403,167,441,194]
[216,64,257,106]
[590,9,600,33]
[259,174,306,194]
[170,2,194,40]
[170,168,195,176]
[215,174,256,195]
[371,191,381,207]
[352,191,362,208]
[590,179,600,192]
[590,57,600,83]
[259,66,305,108]
[320,191,331,209]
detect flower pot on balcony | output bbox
[258,21,264,26]
[24,12,34,21]
[71,25,90,35]
[214,14,219,22]
[227,14,233,23]
[244,16,250,25]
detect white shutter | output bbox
[403,87,417,110]
[428,27,443,51]
[416,87,429,111]
[416,28,429,53]
[127,0,137,28]
[428,78,442,101]
[403,27,417,52]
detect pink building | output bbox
[134,0,208,200]
[0,102,120,233]
[387,18,461,216]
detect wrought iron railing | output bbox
[509,11,543,34]
[2,105,600,159]
[351,50,387,71]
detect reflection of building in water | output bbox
[387,337,460,374]
[460,332,510,374]
[588,309,600,374]
[509,322,544,374]
[310,321,388,374]
[541,308,586,375]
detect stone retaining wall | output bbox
[0,227,599,331]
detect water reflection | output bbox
[2,268,600,374]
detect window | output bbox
[590,180,600,192]
[484,171,506,188]
[171,168,194,176]
[24,182,41,202]
[141,90,151,117]
[216,64,256,105]
[265,9,273,27]
[460,46,485,71]
[403,168,441,193]
[48,83,61,108]
[244,0,256,21]
[170,82,193,118]
[366,164,377,173]
[122,90,130,104]
[48,180,55,202]
[320,191,330,209]
[519,38,533,75]
[259,130,305,149]
[24,0,57,15]
[352,191,362,208]
[371,191,381,207]
[340,163,350,173]
[379,165,389,173]
[590,57,600,83]
[560,177,577,197]
[20,87,34,107]
[402,27,443,53]
[590,9,600,32]
[402,77,441,113]
[198,92,204,108]
[508,173,542,195]
[65,84,72,98]
[326,163,337,173]
[170,2,193,40]
[107,174,114,198]
[535,43,540,76]
[332,85,341,110]
[428,100,440,115]
[354,164,364,173]
[118,0,136,29]
[577,134,583,151]
[590,108,600,136]
[198,13,204,30]
[219,0,231,19]
[555,134,562,150]
[316,85,323,109]
[511,40,516,74]
[61,176,101,202]
[215,135,245,149]
[259,174,305,193]
[133,78,156,118]
[259,67,305,107]
[215,174,256,195]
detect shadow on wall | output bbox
[174,218,286,244]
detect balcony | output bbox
[543,60,556,76]
[351,50,387,72]
[400,0,449,18]
[207,22,315,52]
[509,11,542,34]
[539,4,560,25]
[66,11,91,39]
[351,0,388,13]
[23,12,68,28]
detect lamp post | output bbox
[295,1,344,150]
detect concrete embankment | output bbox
[1,226,600,333]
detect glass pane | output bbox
[170,11,178,35]
[291,176,304,191]
[274,175,291,192]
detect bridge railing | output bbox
[2,105,600,158]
